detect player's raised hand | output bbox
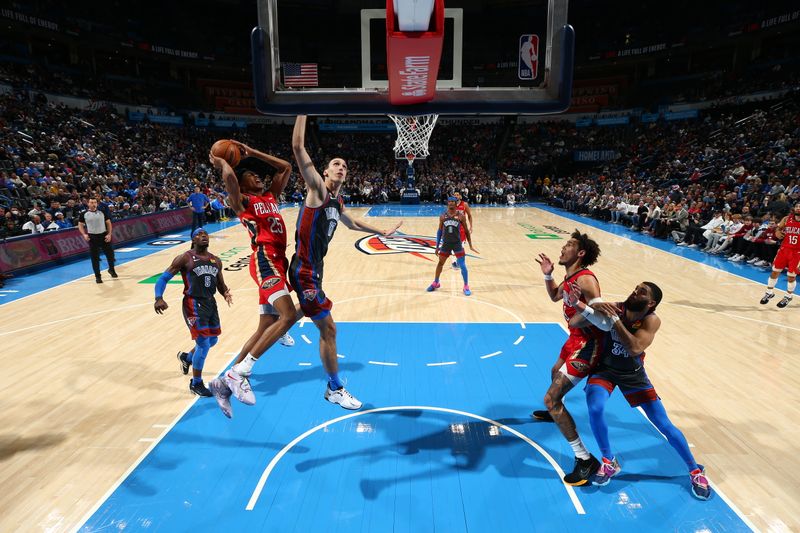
[563,282,582,307]
[154,298,168,314]
[535,253,554,276]
[224,289,233,306]
[208,151,231,172]
[228,140,252,159]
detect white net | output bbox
[388,113,439,162]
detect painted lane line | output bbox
[480,351,502,360]
[301,335,312,344]
[368,361,399,366]
[115,247,140,253]
[514,364,528,368]
[246,405,585,515]
[298,363,312,366]
[337,354,345,359]
[513,335,524,345]
[0,289,19,293]
[426,361,457,367]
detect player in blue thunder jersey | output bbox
[563,281,712,500]
[154,228,233,396]
[427,196,478,295]
[291,115,402,410]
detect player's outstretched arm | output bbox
[154,253,185,314]
[209,153,244,214]
[230,141,292,198]
[292,115,327,206]
[340,207,403,235]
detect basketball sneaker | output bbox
[324,386,362,410]
[426,281,441,292]
[108,268,118,278]
[690,465,711,500]
[563,455,600,486]
[451,261,459,270]
[777,296,792,308]
[224,370,256,405]
[759,292,775,305]
[177,351,191,375]
[463,285,472,296]
[209,378,233,418]
[531,410,554,422]
[189,379,212,397]
[279,333,295,347]
[593,457,621,486]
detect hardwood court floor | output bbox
[0,205,796,532]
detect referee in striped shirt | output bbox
[78,198,118,283]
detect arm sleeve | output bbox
[579,306,617,331]
[154,271,175,299]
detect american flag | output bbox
[283,63,319,87]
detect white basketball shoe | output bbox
[224,370,256,405]
[279,333,295,347]
[209,378,233,419]
[324,386,362,410]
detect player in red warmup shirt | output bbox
[760,202,800,308]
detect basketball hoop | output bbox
[388,113,439,162]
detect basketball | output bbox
[211,139,242,168]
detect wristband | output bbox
[543,274,554,281]
[587,297,604,305]
[580,307,594,318]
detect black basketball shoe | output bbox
[177,351,191,375]
[189,380,212,397]
[532,410,554,422]
[563,455,600,486]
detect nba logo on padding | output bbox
[518,34,539,80]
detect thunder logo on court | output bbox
[355,234,438,261]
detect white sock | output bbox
[766,277,777,292]
[787,280,796,296]
[568,437,591,460]
[233,353,257,375]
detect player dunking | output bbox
[154,228,232,396]
[451,191,473,269]
[427,196,478,295]
[291,115,402,410]
[207,144,301,418]
[532,230,604,485]
[563,281,712,500]
[760,202,800,308]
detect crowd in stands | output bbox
[546,93,800,268]
[2,62,799,282]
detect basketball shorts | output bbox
[182,296,221,340]
[250,246,290,312]
[558,332,603,384]
[288,256,332,321]
[772,247,800,275]
[586,364,659,407]
[438,241,465,258]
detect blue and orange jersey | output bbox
[181,251,221,299]
[239,192,287,254]
[599,303,654,371]
[294,193,344,268]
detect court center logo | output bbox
[355,234,438,262]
